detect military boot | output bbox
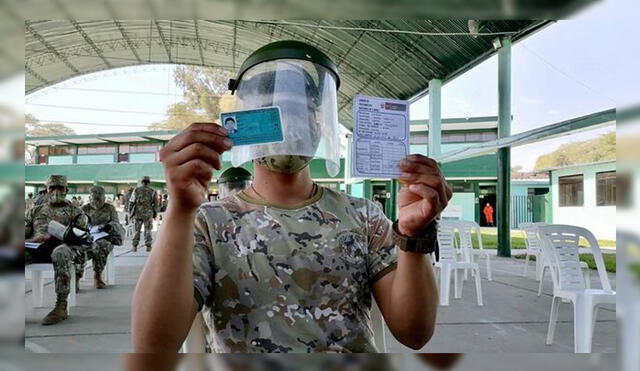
[146,244,152,252]
[42,296,68,325]
[75,275,81,293]
[94,271,106,289]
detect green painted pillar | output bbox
[497,37,512,257]
[345,133,352,195]
[428,78,442,157]
[363,179,372,200]
[390,179,398,221]
[474,182,481,224]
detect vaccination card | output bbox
[220,106,284,146]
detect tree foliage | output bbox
[149,66,234,130]
[25,113,76,137]
[533,132,616,171]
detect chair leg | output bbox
[583,269,591,289]
[69,266,76,308]
[486,254,492,281]
[32,270,43,308]
[454,268,463,299]
[538,266,547,297]
[440,266,452,306]
[546,296,561,345]
[107,252,115,285]
[523,254,530,276]
[474,267,483,306]
[574,297,593,353]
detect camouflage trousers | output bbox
[132,217,153,248]
[51,240,114,297]
[51,244,85,297]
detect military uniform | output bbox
[25,175,88,325]
[192,186,397,353]
[82,187,124,288]
[129,177,157,251]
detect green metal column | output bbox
[345,133,352,195]
[497,37,512,257]
[428,79,442,157]
[474,182,481,224]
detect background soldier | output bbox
[25,175,88,325]
[128,176,157,252]
[82,186,124,289]
[33,189,48,207]
[123,187,134,225]
[25,192,35,213]
[217,167,252,198]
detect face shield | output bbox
[230,59,340,177]
[90,187,106,208]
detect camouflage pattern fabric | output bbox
[192,186,397,353]
[133,218,153,248]
[82,202,123,272]
[129,185,157,220]
[25,200,88,296]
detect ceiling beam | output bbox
[70,20,113,68]
[25,21,80,74]
[153,20,172,62]
[193,20,206,65]
[113,20,142,63]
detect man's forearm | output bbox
[131,205,198,352]
[387,250,438,349]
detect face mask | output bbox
[48,190,67,205]
[91,195,105,208]
[255,155,312,174]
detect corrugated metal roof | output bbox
[24,20,551,128]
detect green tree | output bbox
[149,66,234,130]
[533,132,616,171]
[25,114,76,137]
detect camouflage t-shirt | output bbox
[192,186,398,353]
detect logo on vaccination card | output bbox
[220,107,284,146]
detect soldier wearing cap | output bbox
[82,185,124,289]
[128,176,158,252]
[25,174,89,325]
[217,167,252,199]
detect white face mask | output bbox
[48,190,67,205]
[255,155,312,174]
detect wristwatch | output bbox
[392,220,438,254]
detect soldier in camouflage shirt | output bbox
[128,176,158,251]
[132,41,448,356]
[82,185,124,289]
[193,186,397,352]
[25,175,88,325]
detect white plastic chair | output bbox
[537,224,616,353]
[520,222,547,279]
[180,312,207,353]
[527,222,590,296]
[27,263,76,308]
[434,221,483,306]
[457,220,492,281]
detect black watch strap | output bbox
[392,220,438,254]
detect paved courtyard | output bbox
[24,229,616,354]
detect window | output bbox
[558,174,583,207]
[78,144,116,154]
[119,143,161,153]
[50,145,72,155]
[596,171,616,206]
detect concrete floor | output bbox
[24,230,617,354]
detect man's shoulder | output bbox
[321,187,375,211]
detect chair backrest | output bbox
[452,220,477,262]
[537,224,612,292]
[437,221,459,263]
[521,222,547,254]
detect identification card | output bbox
[220,107,284,146]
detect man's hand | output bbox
[397,154,452,237]
[159,123,232,214]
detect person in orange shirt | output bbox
[483,202,494,226]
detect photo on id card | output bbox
[220,106,284,146]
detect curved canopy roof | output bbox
[25,20,550,127]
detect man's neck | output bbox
[249,163,315,206]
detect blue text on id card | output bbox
[220,107,284,146]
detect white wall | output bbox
[551,162,616,240]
